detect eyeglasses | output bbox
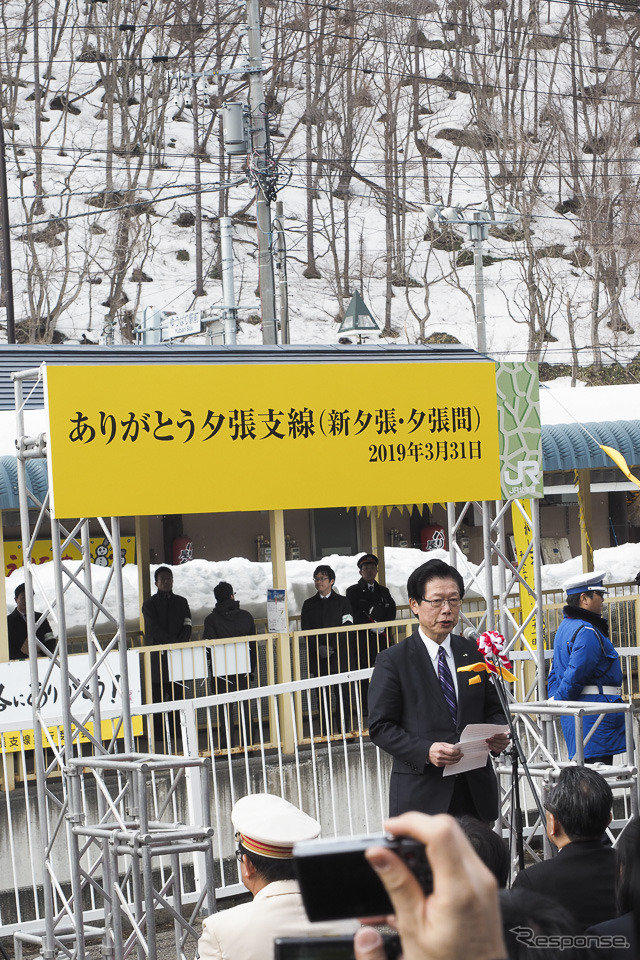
[313,576,330,582]
[418,597,462,610]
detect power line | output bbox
[8,179,246,229]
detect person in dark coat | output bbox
[587,817,640,960]
[548,570,625,763]
[300,565,354,677]
[203,581,257,690]
[346,553,396,717]
[203,582,257,748]
[346,552,396,659]
[368,559,508,820]
[7,583,56,659]
[300,564,354,730]
[586,815,639,959]
[346,554,396,631]
[141,566,192,746]
[512,766,617,932]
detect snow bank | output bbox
[6,543,640,635]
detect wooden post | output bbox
[269,509,294,752]
[0,510,9,662]
[576,470,594,573]
[135,515,151,639]
[370,507,386,584]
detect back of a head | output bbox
[545,766,612,840]
[616,816,640,915]
[214,581,234,603]
[500,888,597,960]
[459,816,510,888]
[406,558,465,602]
[239,843,296,884]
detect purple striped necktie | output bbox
[438,646,457,725]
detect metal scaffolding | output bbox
[8,362,639,951]
[448,498,546,694]
[12,366,216,960]
[447,500,639,868]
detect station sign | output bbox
[164,310,202,340]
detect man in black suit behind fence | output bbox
[368,558,509,821]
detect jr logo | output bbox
[505,460,540,488]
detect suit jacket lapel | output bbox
[451,633,477,728]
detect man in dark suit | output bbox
[347,553,397,718]
[300,565,353,677]
[7,583,56,659]
[301,564,354,731]
[512,766,617,931]
[368,558,508,820]
[142,566,192,747]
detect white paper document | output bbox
[442,723,510,777]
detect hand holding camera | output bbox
[354,813,507,960]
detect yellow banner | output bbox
[510,500,543,651]
[1,716,143,753]
[45,362,502,517]
[4,537,136,577]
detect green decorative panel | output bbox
[496,362,543,500]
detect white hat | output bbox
[232,793,321,859]
[562,570,608,597]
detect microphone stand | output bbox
[487,653,548,873]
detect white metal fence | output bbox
[1,659,638,938]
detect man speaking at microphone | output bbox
[368,559,509,820]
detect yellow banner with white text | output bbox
[45,362,503,517]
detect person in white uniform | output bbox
[197,794,358,960]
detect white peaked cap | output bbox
[232,793,321,859]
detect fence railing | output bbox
[2,586,639,790]
[0,667,637,938]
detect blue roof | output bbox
[542,420,640,472]
[0,456,49,509]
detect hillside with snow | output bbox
[2,0,640,371]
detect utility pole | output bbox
[245,0,278,344]
[274,200,289,343]
[0,101,15,344]
[470,211,489,355]
[424,201,519,356]
[220,216,237,344]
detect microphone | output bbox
[463,626,482,643]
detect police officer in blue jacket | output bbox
[548,570,625,764]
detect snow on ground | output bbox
[6,542,640,636]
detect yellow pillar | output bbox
[135,515,151,639]
[370,507,386,584]
[0,510,9,662]
[269,509,294,752]
[576,470,594,573]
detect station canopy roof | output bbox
[539,383,640,473]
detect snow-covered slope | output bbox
[2,1,640,367]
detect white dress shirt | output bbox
[418,627,459,699]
